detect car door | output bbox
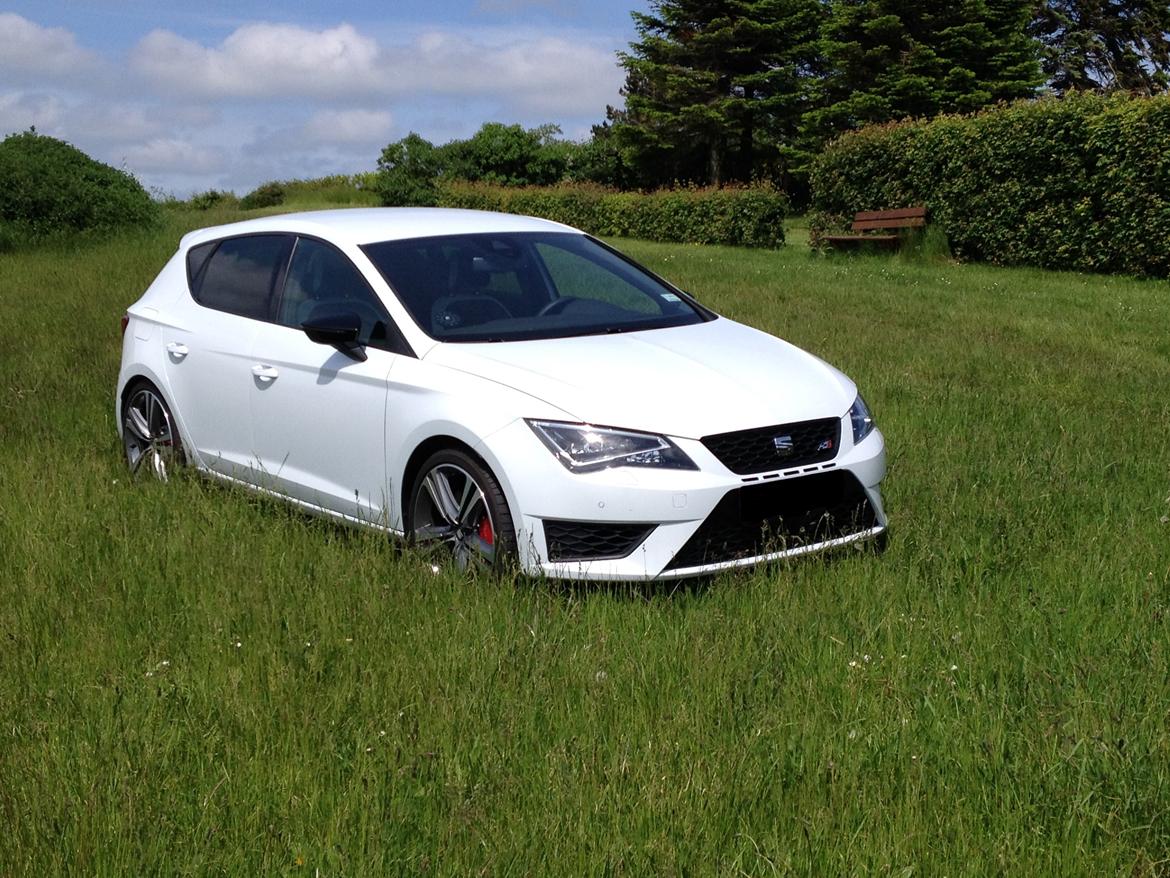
[249,236,408,525]
[163,233,293,480]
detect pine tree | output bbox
[1031,0,1170,94]
[809,0,1042,138]
[613,0,825,187]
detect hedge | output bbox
[434,182,787,249]
[809,93,1170,277]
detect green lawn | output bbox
[1,208,1168,875]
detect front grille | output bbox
[702,417,841,475]
[544,520,656,563]
[665,470,876,570]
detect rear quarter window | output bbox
[189,234,292,321]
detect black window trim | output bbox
[184,231,416,358]
[185,231,295,324]
[274,233,415,358]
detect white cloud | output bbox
[128,21,622,116]
[0,91,65,135]
[4,13,626,197]
[130,22,383,98]
[301,109,394,145]
[121,138,226,175]
[396,31,620,115]
[0,13,100,78]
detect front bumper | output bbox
[479,415,888,581]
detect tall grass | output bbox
[1,209,1168,874]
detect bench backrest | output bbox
[851,206,927,232]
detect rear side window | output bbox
[189,235,292,321]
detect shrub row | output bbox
[434,182,787,248]
[810,93,1170,277]
[0,131,158,250]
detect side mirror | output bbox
[301,311,367,361]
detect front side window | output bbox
[277,236,395,349]
[190,234,292,321]
[361,232,709,343]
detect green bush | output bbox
[188,189,238,211]
[239,181,285,210]
[437,182,787,248]
[0,130,159,247]
[809,93,1170,277]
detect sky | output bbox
[0,1,642,197]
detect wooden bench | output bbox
[823,206,927,250]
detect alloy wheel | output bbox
[123,385,182,481]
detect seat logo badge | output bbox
[817,438,834,452]
[773,435,795,454]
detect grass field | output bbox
[2,205,1169,875]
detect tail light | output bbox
[120,313,129,337]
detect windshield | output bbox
[360,232,709,343]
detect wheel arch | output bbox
[118,371,170,436]
[399,434,494,527]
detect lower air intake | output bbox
[665,470,876,570]
[544,520,656,563]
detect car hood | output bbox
[423,317,857,439]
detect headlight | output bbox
[850,395,875,445]
[527,420,698,473]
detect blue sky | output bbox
[1,1,642,196]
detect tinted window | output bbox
[186,241,216,290]
[193,235,292,321]
[278,237,398,350]
[361,232,707,343]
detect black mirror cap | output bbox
[301,310,367,361]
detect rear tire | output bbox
[122,379,185,482]
[406,448,516,572]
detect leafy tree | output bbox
[809,0,1042,139]
[376,124,581,204]
[1031,0,1170,94]
[442,123,570,186]
[613,0,826,187]
[375,133,443,206]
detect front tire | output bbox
[122,380,185,482]
[406,448,516,572]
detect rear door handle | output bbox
[166,342,189,360]
[251,364,279,383]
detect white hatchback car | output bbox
[117,208,887,580]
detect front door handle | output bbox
[166,342,189,360]
[251,364,279,383]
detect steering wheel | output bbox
[537,296,580,317]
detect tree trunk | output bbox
[739,87,756,182]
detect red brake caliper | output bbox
[477,515,494,546]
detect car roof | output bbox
[178,207,581,250]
